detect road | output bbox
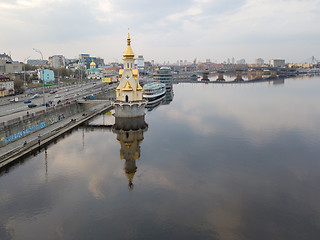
[0,80,116,122]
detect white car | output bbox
[55,94,61,98]
[31,93,40,99]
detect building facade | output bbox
[38,69,55,83]
[113,33,145,118]
[269,59,285,68]
[27,59,48,66]
[0,75,14,97]
[49,55,66,69]
[255,58,264,65]
[0,58,23,74]
[137,55,144,71]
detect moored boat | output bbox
[143,82,166,105]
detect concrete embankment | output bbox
[0,101,112,168]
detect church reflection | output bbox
[81,115,148,190]
[112,116,148,189]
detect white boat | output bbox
[143,82,166,105]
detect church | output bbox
[113,33,146,118]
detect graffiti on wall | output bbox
[49,114,65,125]
[1,122,46,143]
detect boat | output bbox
[143,82,166,106]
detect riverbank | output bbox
[0,102,112,168]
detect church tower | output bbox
[113,33,146,118]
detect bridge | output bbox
[173,66,299,82]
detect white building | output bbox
[137,55,144,71]
[255,58,264,65]
[237,59,246,64]
[269,59,285,68]
[49,55,66,69]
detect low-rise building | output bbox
[38,69,55,83]
[27,59,48,66]
[0,59,23,74]
[0,75,15,97]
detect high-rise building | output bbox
[137,55,144,71]
[237,59,246,64]
[49,55,66,68]
[255,58,264,65]
[269,59,285,67]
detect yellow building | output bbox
[113,33,146,118]
[0,75,14,97]
[116,33,143,102]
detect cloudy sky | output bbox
[1,0,319,64]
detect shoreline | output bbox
[0,102,112,168]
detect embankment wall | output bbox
[0,102,94,147]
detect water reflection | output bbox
[146,88,174,111]
[83,114,148,190]
[112,116,148,189]
[1,76,320,239]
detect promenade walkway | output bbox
[0,102,112,168]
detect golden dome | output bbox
[123,33,134,59]
[90,59,96,66]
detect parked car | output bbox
[55,94,61,98]
[28,103,37,108]
[24,100,31,104]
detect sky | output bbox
[1,0,319,64]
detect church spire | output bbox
[123,32,134,59]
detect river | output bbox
[1,75,320,240]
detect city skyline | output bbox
[1,0,319,64]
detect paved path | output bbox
[0,102,112,168]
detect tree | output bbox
[24,64,37,71]
[14,77,25,94]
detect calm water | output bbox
[1,76,320,240]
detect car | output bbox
[28,103,37,108]
[9,97,19,102]
[55,94,61,98]
[50,90,57,94]
[31,94,40,99]
[24,100,31,104]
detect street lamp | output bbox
[23,56,30,87]
[33,48,46,106]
